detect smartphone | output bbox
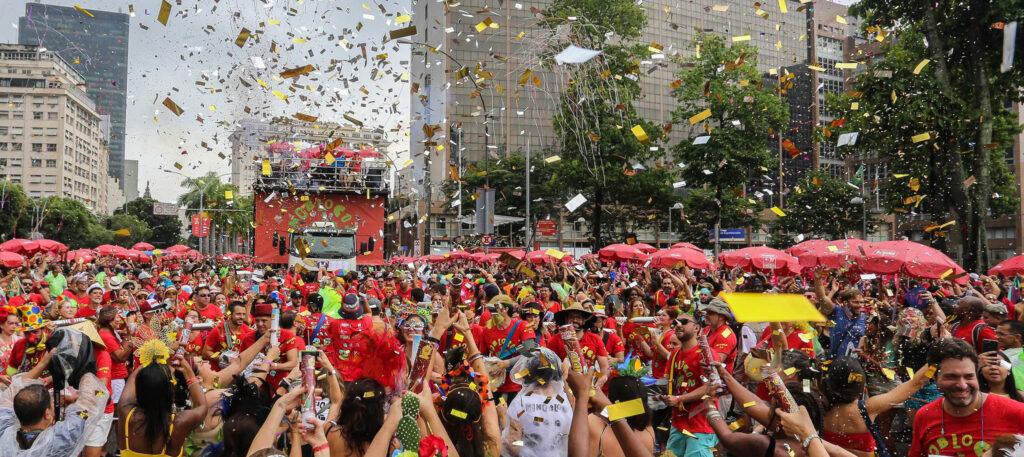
[982,339,999,354]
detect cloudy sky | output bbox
[2,0,412,200]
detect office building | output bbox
[18,2,129,186]
[0,44,112,213]
[229,118,390,195]
[123,158,138,201]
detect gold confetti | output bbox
[224,190,234,200]
[395,14,412,24]
[771,206,786,217]
[280,65,314,79]
[262,159,272,176]
[272,90,288,101]
[912,132,931,143]
[732,34,751,42]
[293,113,318,123]
[389,26,417,40]
[778,0,788,13]
[835,15,847,24]
[234,28,251,48]
[162,97,184,116]
[73,4,95,17]
[712,4,729,12]
[631,125,649,143]
[157,0,171,25]
[544,155,561,163]
[344,114,364,127]
[688,108,712,125]
[913,59,931,75]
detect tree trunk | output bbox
[591,187,604,251]
[963,0,995,272]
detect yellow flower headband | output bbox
[139,339,170,368]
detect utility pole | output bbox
[525,136,531,249]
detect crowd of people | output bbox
[0,250,1022,456]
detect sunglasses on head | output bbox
[673,318,692,327]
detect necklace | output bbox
[939,394,985,443]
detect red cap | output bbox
[253,303,274,317]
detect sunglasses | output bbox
[197,294,210,298]
[672,318,692,327]
[401,322,425,331]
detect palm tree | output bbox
[177,173,253,255]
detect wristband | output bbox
[312,442,329,453]
[186,376,201,386]
[801,433,820,449]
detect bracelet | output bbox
[801,433,820,449]
[186,376,201,386]
[423,336,440,344]
[467,353,484,364]
[312,442,329,453]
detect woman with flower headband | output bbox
[117,340,208,457]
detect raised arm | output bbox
[454,312,500,456]
[813,272,836,316]
[247,387,306,456]
[865,364,930,418]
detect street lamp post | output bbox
[668,202,684,242]
[163,169,233,255]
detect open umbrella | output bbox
[36,239,68,254]
[524,250,573,264]
[786,238,866,269]
[65,249,95,263]
[631,243,658,254]
[650,248,712,270]
[597,244,650,263]
[719,246,802,275]
[670,242,703,252]
[0,252,25,268]
[859,240,965,280]
[447,250,474,261]
[132,242,155,251]
[0,239,40,254]
[95,244,125,256]
[126,250,151,263]
[503,250,526,261]
[165,244,191,253]
[989,256,1024,277]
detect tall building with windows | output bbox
[229,118,390,196]
[0,44,112,213]
[18,2,129,187]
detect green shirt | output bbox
[44,272,66,298]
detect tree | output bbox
[541,0,675,248]
[844,0,1024,270]
[19,197,110,248]
[0,182,29,239]
[675,189,760,248]
[767,172,871,247]
[115,197,182,248]
[671,34,789,253]
[107,213,153,248]
[177,173,251,251]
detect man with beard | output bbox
[545,302,610,389]
[244,303,298,388]
[909,338,1024,456]
[202,301,253,367]
[662,313,719,457]
[482,294,535,403]
[177,284,222,322]
[326,293,377,382]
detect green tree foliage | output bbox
[827,23,1022,269]
[177,172,252,240]
[19,197,109,248]
[0,182,29,239]
[107,213,154,248]
[541,0,674,247]
[115,197,182,247]
[842,0,1024,270]
[768,172,871,246]
[675,189,760,248]
[671,35,789,252]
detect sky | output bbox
[2,0,412,201]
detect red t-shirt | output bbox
[952,320,997,354]
[75,305,99,319]
[94,347,115,414]
[6,337,40,373]
[243,329,300,388]
[705,324,738,373]
[600,330,625,356]
[544,332,609,369]
[326,315,376,382]
[539,299,562,314]
[668,345,714,434]
[177,303,223,322]
[654,290,678,308]
[203,324,254,357]
[98,328,128,380]
[439,325,486,354]
[759,327,815,357]
[9,294,45,309]
[909,394,1024,456]
[482,319,536,393]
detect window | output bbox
[0,159,6,166]
[46,144,56,152]
[32,112,42,120]
[0,127,6,135]
[45,159,56,168]
[0,143,6,151]
[31,143,42,152]
[30,159,41,167]
[10,143,20,151]
[46,112,57,120]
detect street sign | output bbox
[481,234,494,246]
[153,202,179,216]
[536,220,557,236]
[191,214,211,238]
[710,228,746,242]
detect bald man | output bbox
[950,296,997,354]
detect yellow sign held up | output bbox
[719,293,826,323]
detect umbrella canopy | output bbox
[859,240,965,280]
[502,250,526,261]
[36,239,68,254]
[164,244,191,253]
[65,249,95,263]
[632,243,658,254]
[670,242,703,252]
[184,249,203,260]
[650,248,712,270]
[0,239,40,254]
[719,246,802,275]
[598,244,650,263]
[786,238,866,269]
[0,252,25,268]
[132,242,155,251]
[470,252,501,264]
[447,250,474,261]
[95,244,126,256]
[989,256,1024,277]
[524,250,573,264]
[126,250,151,263]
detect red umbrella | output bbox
[184,249,203,260]
[0,252,25,268]
[524,250,573,264]
[132,242,155,251]
[36,239,68,254]
[719,246,802,275]
[598,244,650,263]
[650,248,712,270]
[631,243,657,254]
[0,239,39,254]
[859,240,965,280]
[95,244,123,256]
[65,249,95,263]
[126,250,151,263]
[165,244,191,253]
[787,238,866,269]
[448,250,474,261]
[671,242,703,252]
[503,250,526,261]
[989,256,1024,277]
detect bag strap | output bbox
[310,315,328,344]
[857,398,892,457]
[498,320,522,358]
[972,321,985,353]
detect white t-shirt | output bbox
[502,391,572,457]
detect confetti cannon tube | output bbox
[763,369,798,414]
[270,308,280,348]
[696,332,722,387]
[407,336,439,393]
[51,318,88,327]
[301,345,318,424]
[560,324,586,374]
